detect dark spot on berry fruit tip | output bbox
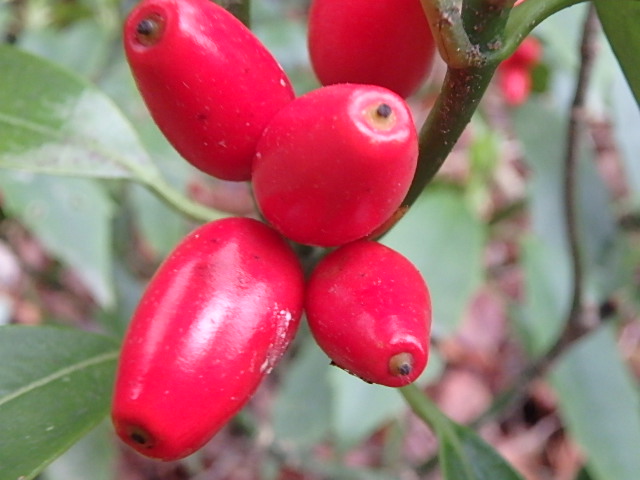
[197,112,208,121]
[376,103,393,118]
[136,18,156,36]
[131,431,148,445]
[389,352,414,377]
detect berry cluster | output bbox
[112,0,434,461]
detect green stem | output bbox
[462,0,515,50]
[402,65,497,208]
[501,0,589,59]
[143,173,226,223]
[399,0,588,215]
[400,383,450,433]
[402,0,510,211]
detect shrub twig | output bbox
[474,4,601,427]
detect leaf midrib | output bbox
[0,350,119,408]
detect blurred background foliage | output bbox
[0,1,639,479]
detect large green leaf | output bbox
[551,325,640,480]
[595,0,640,107]
[383,186,486,337]
[0,171,114,306]
[0,326,119,480]
[0,45,156,181]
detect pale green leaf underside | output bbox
[0,45,156,181]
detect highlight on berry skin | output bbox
[135,13,165,46]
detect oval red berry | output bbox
[252,83,418,247]
[305,241,432,387]
[111,218,304,460]
[308,0,437,98]
[123,0,294,181]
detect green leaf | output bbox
[0,170,114,306]
[551,325,640,480]
[595,0,640,107]
[383,186,486,337]
[401,385,524,480]
[439,422,524,480]
[272,339,332,450]
[0,325,119,480]
[0,45,157,181]
[517,235,570,355]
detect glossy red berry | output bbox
[123,0,295,181]
[111,218,304,461]
[305,241,432,387]
[499,66,532,106]
[503,36,542,70]
[498,37,542,106]
[252,83,418,247]
[307,0,437,98]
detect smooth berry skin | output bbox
[305,241,432,387]
[252,84,418,247]
[308,0,437,98]
[123,0,294,181]
[111,218,304,461]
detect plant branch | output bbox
[420,0,486,68]
[389,0,592,231]
[401,65,497,209]
[555,1,599,353]
[461,0,515,51]
[474,4,601,426]
[401,0,515,213]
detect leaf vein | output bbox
[0,350,119,408]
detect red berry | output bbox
[305,241,432,387]
[252,84,418,247]
[308,0,437,98]
[111,218,304,460]
[502,36,542,70]
[123,0,294,181]
[499,66,532,106]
